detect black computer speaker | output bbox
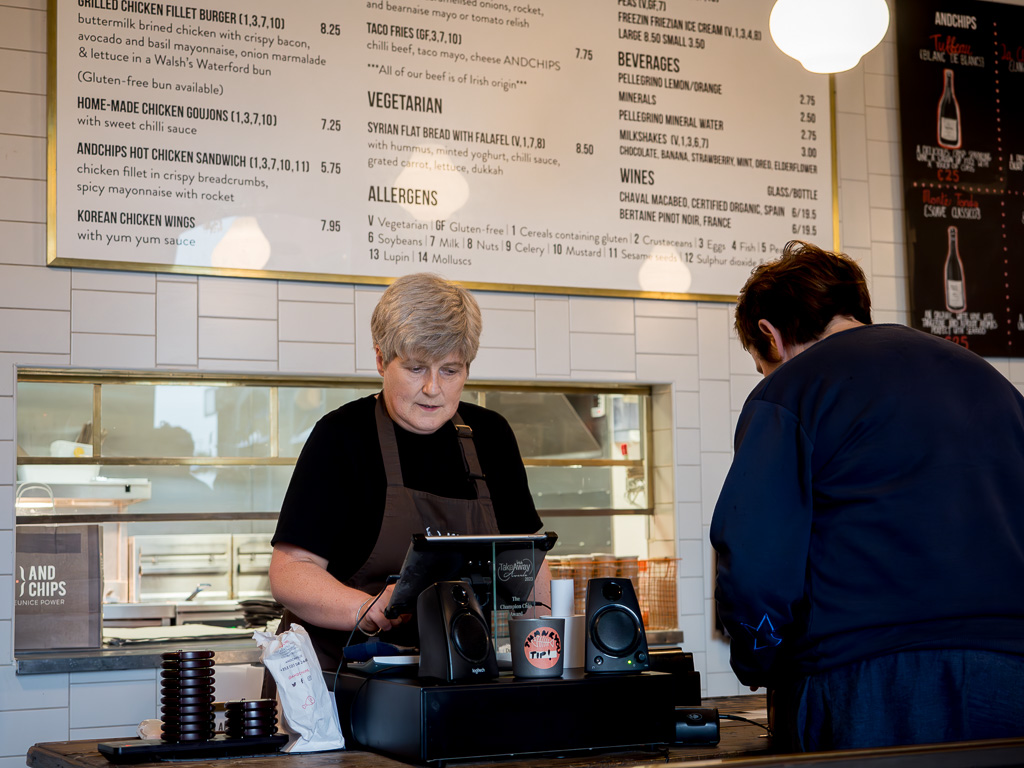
[585,577,650,673]
[416,580,498,682]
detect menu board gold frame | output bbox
[48,0,837,301]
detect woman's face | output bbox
[376,348,469,434]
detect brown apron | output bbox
[280,395,500,676]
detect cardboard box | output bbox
[15,524,103,650]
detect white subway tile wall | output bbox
[156,281,199,366]
[4,4,1024,750]
[534,298,571,376]
[278,341,355,375]
[69,676,158,730]
[354,286,386,371]
[479,307,536,350]
[473,347,538,380]
[199,278,279,320]
[72,333,156,370]
[71,291,156,335]
[72,270,156,294]
[279,301,355,344]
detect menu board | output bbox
[52,0,833,300]
[896,0,1024,356]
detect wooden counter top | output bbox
[26,696,769,768]
[25,694,1024,768]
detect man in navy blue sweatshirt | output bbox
[711,241,1024,751]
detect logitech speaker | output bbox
[417,580,498,682]
[585,577,650,673]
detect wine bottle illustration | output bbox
[937,68,962,149]
[944,225,965,313]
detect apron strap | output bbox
[375,394,405,488]
[452,411,491,501]
[376,395,491,501]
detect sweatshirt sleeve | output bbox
[710,399,814,688]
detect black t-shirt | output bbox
[272,394,542,582]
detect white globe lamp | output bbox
[769,0,890,74]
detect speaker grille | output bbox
[452,612,490,663]
[592,606,641,657]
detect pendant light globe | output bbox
[769,0,890,74]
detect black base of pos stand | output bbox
[333,668,675,764]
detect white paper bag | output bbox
[254,623,345,752]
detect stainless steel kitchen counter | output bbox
[15,628,682,675]
[16,638,262,675]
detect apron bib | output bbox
[294,395,499,672]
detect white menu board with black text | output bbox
[55,0,834,299]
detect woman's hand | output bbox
[270,543,408,633]
[354,583,406,636]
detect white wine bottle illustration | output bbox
[937,68,962,149]
[944,225,966,313]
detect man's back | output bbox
[713,323,1024,681]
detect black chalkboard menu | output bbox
[896,0,1024,357]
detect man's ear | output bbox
[757,319,786,362]
[375,346,386,376]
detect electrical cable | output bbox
[720,713,772,736]
[345,574,401,649]
[331,575,401,695]
[347,667,386,744]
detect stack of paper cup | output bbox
[549,578,586,668]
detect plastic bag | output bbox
[254,623,345,752]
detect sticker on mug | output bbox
[522,626,562,669]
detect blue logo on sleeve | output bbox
[740,613,782,650]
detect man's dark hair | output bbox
[735,240,872,361]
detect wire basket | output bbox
[636,557,678,630]
[547,555,677,629]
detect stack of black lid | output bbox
[224,699,278,738]
[159,650,216,743]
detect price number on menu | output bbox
[320,22,341,36]
[576,48,593,60]
[800,111,817,124]
[321,219,342,232]
[800,128,818,157]
[321,161,342,174]
[321,118,342,132]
